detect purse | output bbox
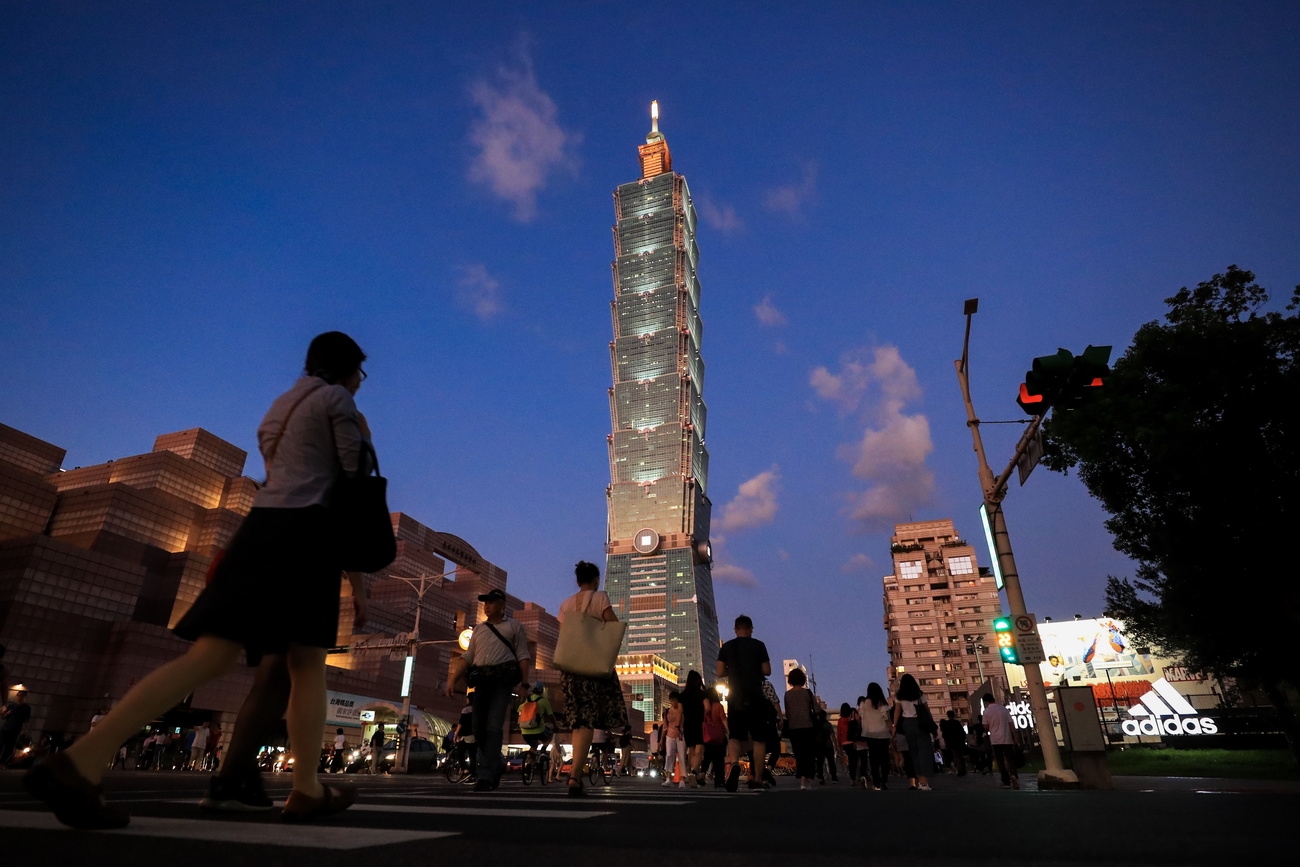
[329,440,397,573]
[916,700,939,735]
[552,590,626,677]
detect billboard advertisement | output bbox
[1032,618,1156,686]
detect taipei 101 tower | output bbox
[604,103,720,697]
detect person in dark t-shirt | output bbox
[716,614,774,791]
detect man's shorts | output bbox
[523,730,552,749]
[727,700,777,744]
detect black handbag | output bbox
[916,700,938,735]
[330,441,397,573]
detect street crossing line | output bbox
[379,793,691,806]
[344,803,614,819]
[0,810,456,849]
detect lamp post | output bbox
[965,639,988,684]
[385,569,461,774]
[955,299,1078,788]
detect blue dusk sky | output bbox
[3,2,1298,705]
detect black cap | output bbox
[478,588,507,602]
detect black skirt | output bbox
[174,506,343,665]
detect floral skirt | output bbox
[561,671,629,731]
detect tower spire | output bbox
[639,100,671,178]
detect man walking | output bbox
[939,710,967,776]
[716,614,775,792]
[447,588,531,791]
[981,694,1019,789]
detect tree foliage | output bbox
[1043,266,1300,723]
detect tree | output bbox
[1042,265,1300,757]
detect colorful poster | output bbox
[1035,618,1155,685]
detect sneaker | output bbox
[473,779,497,792]
[200,775,274,812]
[661,779,673,787]
[686,772,699,789]
[762,768,777,788]
[1011,776,1021,790]
[725,765,741,793]
[919,784,932,791]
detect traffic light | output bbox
[1016,345,1112,416]
[1016,348,1074,416]
[992,615,1020,664]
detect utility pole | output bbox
[955,299,1079,788]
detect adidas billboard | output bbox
[1120,677,1218,736]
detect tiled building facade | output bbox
[0,421,611,753]
[882,519,1008,721]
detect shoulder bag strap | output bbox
[483,621,518,661]
[265,380,327,476]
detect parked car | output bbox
[345,737,438,774]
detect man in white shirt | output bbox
[189,723,209,771]
[980,694,1019,790]
[446,588,531,791]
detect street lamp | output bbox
[955,299,1078,788]
[965,639,988,684]
[384,569,460,773]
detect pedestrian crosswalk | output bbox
[0,781,757,850]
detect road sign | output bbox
[1014,612,1046,665]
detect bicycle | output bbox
[520,744,551,786]
[587,745,616,786]
[441,741,474,784]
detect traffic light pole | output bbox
[956,301,1078,788]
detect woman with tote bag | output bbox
[555,561,628,797]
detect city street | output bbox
[3,768,1297,866]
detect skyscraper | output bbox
[604,104,719,711]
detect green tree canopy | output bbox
[1043,266,1300,749]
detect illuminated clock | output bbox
[695,538,712,564]
[633,528,660,554]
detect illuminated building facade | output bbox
[882,519,1007,721]
[604,104,719,697]
[614,652,681,724]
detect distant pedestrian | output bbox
[891,673,934,791]
[699,685,728,787]
[330,728,347,773]
[680,670,708,787]
[783,668,817,790]
[814,708,838,783]
[1,688,32,766]
[857,683,892,790]
[189,722,209,771]
[981,694,1020,789]
[553,561,628,797]
[837,702,860,784]
[939,711,967,776]
[716,614,776,792]
[662,691,686,787]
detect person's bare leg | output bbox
[284,644,328,799]
[750,744,764,782]
[569,727,593,785]
[63,636,242,784]
[220,654,291,781]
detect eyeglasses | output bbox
[358,368,368,381]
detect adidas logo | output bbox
[1120,678,1218,736]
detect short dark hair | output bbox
[574,560,600,585]
[304,331,366,384]
[668,690,681,701]
[786,668,807,687]
[946,710,957,719]
[982,693,996,705]
[734,614,753,630]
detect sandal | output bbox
[281,783,358,822]
[23,752,130,830]
[567,777,586,798]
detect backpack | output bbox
[519,697,541,729]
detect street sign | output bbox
[1014,612,1047,665]
[1017,427,1044,486]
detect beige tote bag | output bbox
[553,590,626,677]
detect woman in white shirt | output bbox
[557,561,628,796]
[857,682,893,790]
[27,332,371,828]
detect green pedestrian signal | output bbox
[992,615,1021,664]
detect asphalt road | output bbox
[2,767,1297,866]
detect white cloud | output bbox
[696,195,743,233]
[467,49,578,222]
[841,553,875,572]
[719,466,781,532]
[712,562,758,588]
[812,346,935,532]
[764,160,818,217]
[754,294,788,327]
[456,264,504,320]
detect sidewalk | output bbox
[1023,772,1300,794]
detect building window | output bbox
[947,556,974,575]
[899,561,922,580]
